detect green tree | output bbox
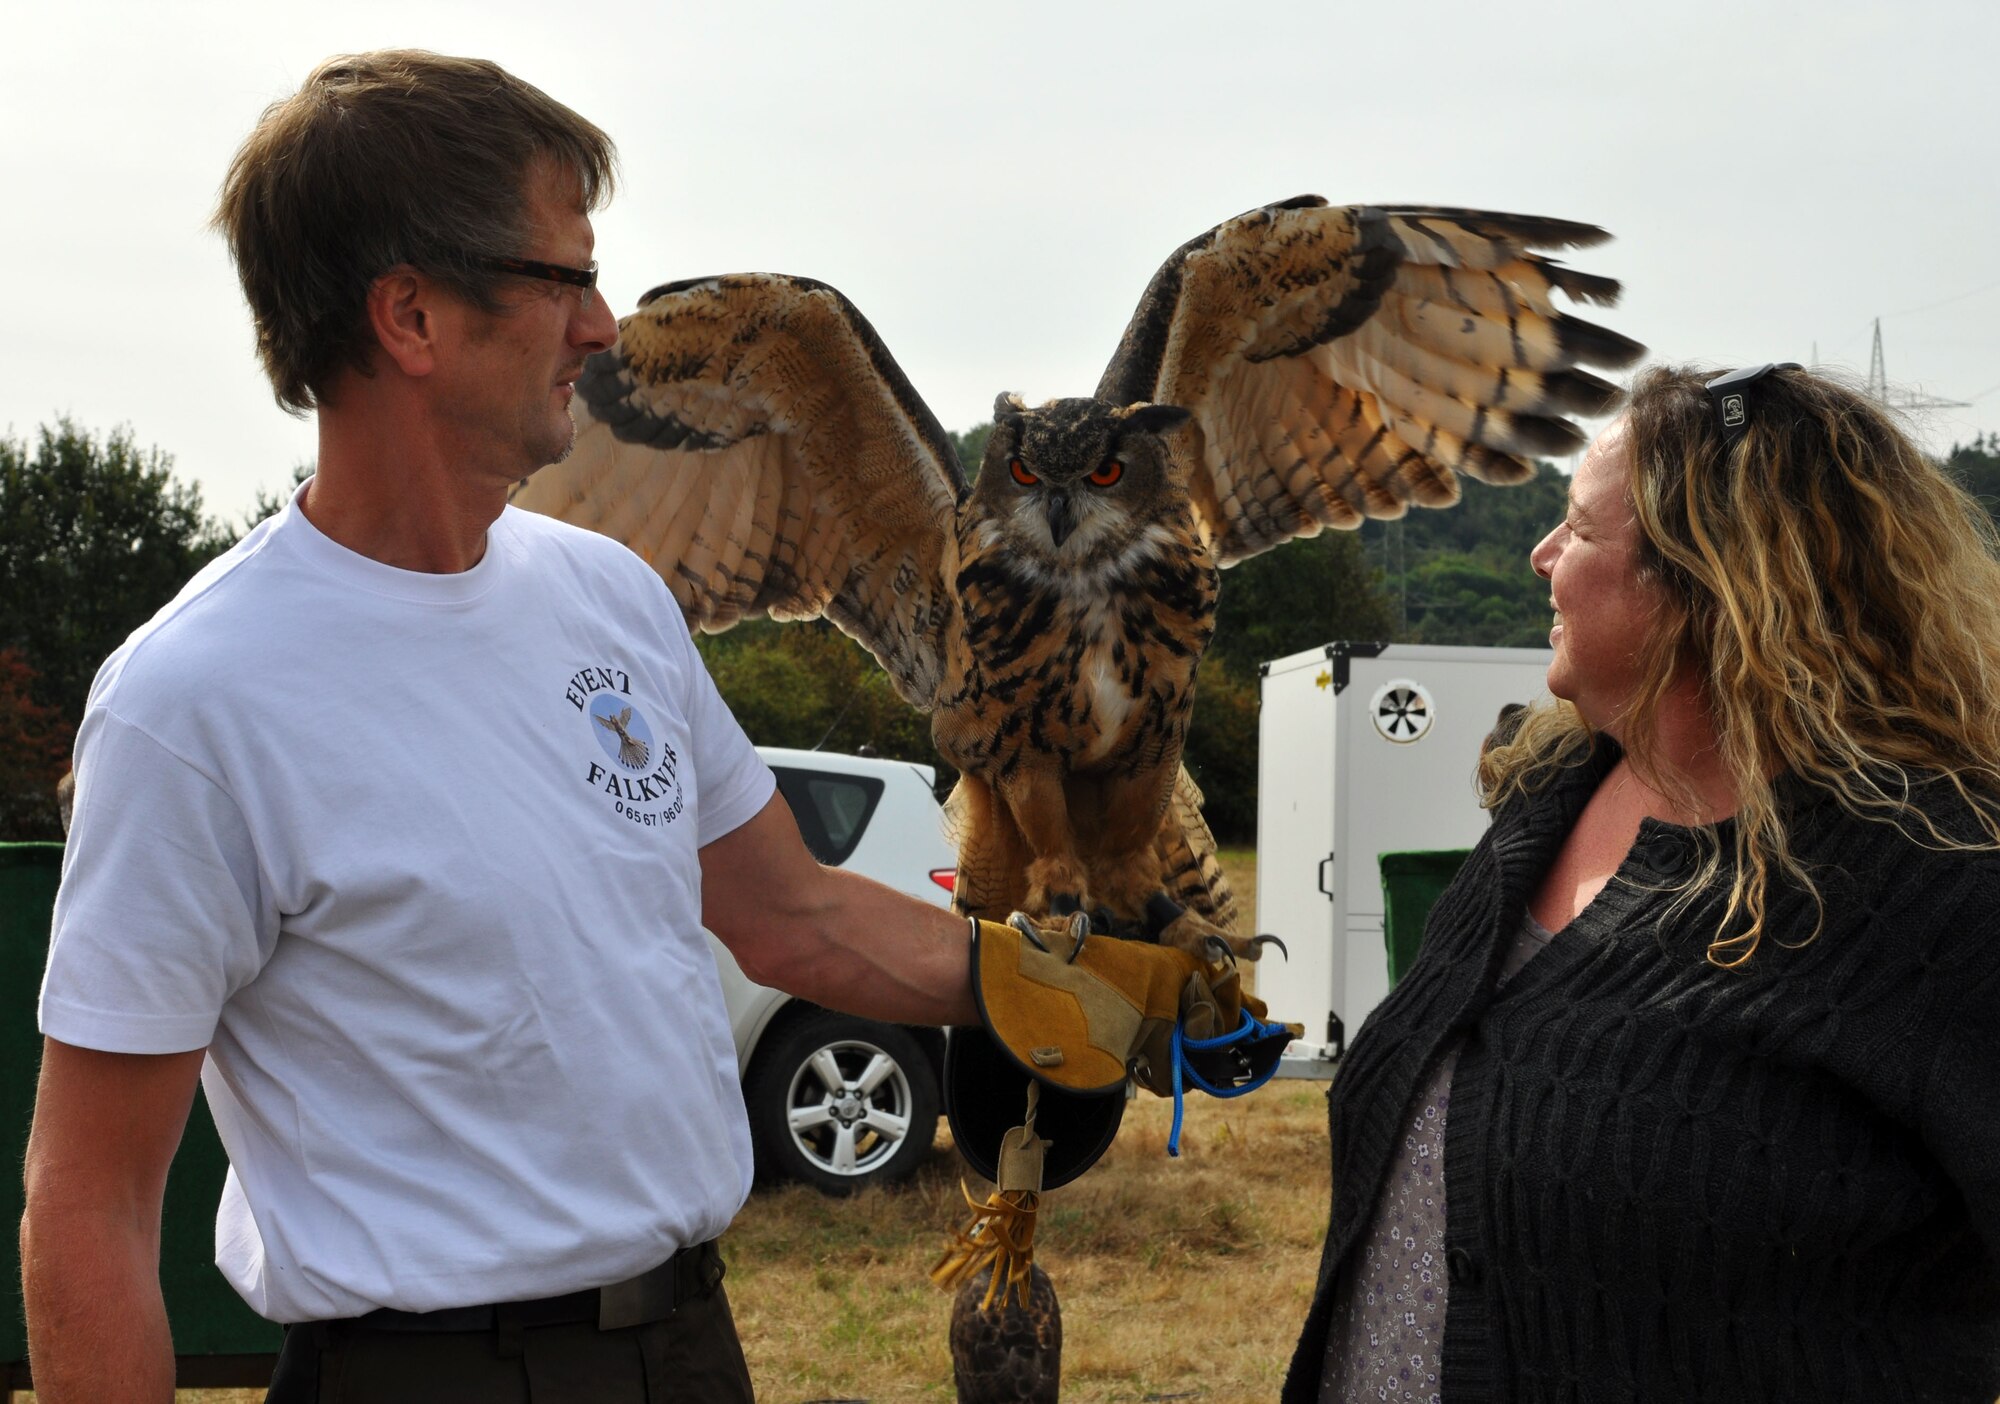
[1946,433,2000,533]
[1184,663,1260,844]
[0,649,72,840]
[949,423,992,479]
[245,460,317,530]
[0,419,234,727]
[696,620,947,784]
[1209,531,1397,672]
[1360,462,1569,645]
[1398,554,1555,648]
[1361,462,1569,561]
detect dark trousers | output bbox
[264,1278,754,1402]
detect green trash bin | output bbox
[2,842,282,1392]
[1378,849,1472,987]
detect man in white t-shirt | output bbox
[18,51,998,1404]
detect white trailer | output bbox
[1254,642,1553,1074]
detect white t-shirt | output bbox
[40,492,776,1322]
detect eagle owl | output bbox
[510,198,1641,952]
[937,393,1222,941]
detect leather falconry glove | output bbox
[970,913,1299,1098]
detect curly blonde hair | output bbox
[1480,363,2000,966]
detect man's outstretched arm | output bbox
[21,1038,206,1404]
[700,791,978,1027]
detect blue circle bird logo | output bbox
[589,694,654,771]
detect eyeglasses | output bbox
[1705,362,1801,443]
[477,255,599,303]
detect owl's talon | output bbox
[1156,906,1264,960]
[1064,912,1090,963]
[1008,911,1050,952]
[1249,933,1289,962]
[1202,934,1238,968]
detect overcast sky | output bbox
[4,0,1996,524]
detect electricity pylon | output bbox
[1867,319,1969,411]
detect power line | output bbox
[1880,278,2000,321]
[1822,277,2000,363]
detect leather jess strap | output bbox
[355,1241,725,1334]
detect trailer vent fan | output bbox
[1369,679,1435,744]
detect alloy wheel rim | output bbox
[782,1037,916,1177]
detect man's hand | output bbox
[20,1038,205,1403]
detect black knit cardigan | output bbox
[1282,739,2000,1403]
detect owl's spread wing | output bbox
[1096,199,1644,565]
[510,274,968,708]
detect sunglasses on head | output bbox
[1705,363,1801,443]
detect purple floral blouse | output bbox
[1319,913,1555,1403]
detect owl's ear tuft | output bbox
[1119,402,1193,437]
[993,392,1028,423]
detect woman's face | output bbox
[1529,419,1667,736]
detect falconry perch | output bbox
[511,198,1642,953]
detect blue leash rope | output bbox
[1166,1009,1291,1156]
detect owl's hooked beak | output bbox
[1043,491,1076,548]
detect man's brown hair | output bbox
[213,50,617,413]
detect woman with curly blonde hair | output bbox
[1288,363,2000,1404]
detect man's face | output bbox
[438,160,619,482]
[1528,418,1669,737]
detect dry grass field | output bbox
[725,1080,1328,1403]
[71,846,1316,1404]
[89,1083,1330,1404]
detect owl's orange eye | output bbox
[1010,458,1039,487]
[1089,460,1124,487]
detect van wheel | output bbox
[746,1011,940,1194]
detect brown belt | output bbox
[353,1240,724,1334]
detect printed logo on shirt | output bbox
[565,665,685,829]
[591,697,652,770]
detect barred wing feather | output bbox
[510,273,967,708]
[1097,199,1644,565]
